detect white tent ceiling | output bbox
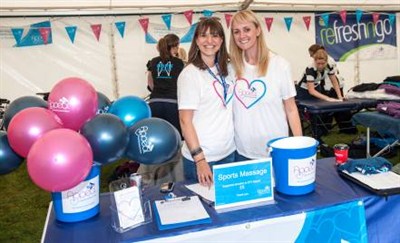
[1,0,399,16]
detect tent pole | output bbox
[109,22,120,99]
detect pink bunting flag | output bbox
[225,13,233,28]
[90,24,102,41]
[303,16,311,31]
[264,17,274,32]
[138,18,149,33]
[184,10,194,25]
[39,27,51,44]
[339,10,347,24]
[372,12,380,25]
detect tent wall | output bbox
[0,10,399,101]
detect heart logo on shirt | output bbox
[234,78,267,109]
[213,80,233,106]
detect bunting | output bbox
[284,17,293,32]
[321,13,330,26]
[183,10,194,25]
[203,10,214,17]
[39,27,51,44]
[225,13,233,28]
[264,17,273,32]
[65,26,77,43]
[91,24,102,41]
[11,28,24,45]
[339,10,347,24]
[388,14,395,26]
[162,14,172,30]
[115,21,126,38]
[138,18,149,33]
[356,9,363,23]
[372,13,380,25]
[303,16,311,31]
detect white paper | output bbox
[114,186,144,229]
[343,171,400,190]
[185,184,215,202]
[154,196,210,225]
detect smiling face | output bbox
[195,28,223,63]
[231,20,260,53]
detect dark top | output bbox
[146,56,184,100]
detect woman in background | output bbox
[178,17,235,187]
[230,10,302,161]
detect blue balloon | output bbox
[108,96,151,128]
[96,92,111,114]
[81,114,128,165]
[4,96,48,130]
[125,118,180,165]
[0,131,24,175]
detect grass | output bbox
[0,126,398,242]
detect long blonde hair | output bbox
[229,10,270,78]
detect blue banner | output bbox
[14,21,52,47]
[315,12,397,61]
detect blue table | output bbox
[42,158,400,243]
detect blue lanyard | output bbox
[206,63,227,101]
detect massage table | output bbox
[352,111,400,157]
[296,98,378,138]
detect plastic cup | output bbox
[333,144,349,165]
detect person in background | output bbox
[177,47,188,65]
[139,33,185,186]
[308,44,344,92]
[229,10,302,161]
[146,33,184,138]
[297,48,357,136]
[178,17,235,187]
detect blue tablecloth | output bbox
[42,158,400,243]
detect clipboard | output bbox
[338,170,400,196]
[153,195,211,230]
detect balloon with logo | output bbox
[125,118,180,165]
[7,107,63,157]
[81,113,128,165]
[3,96,47,130]
[108,96,151,128]
[97,92,111,114]
[0,131,24,175]
[27,128,93,192]
[48,77,98,131]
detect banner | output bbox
[315,12,397,61]
[145,22,196,44]
[13,21,52,47]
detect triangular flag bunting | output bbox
[115,21,126,38]
[203,10,214,17]
[264,17,273,32]
[184,10,194,25]
[139,18,149,33]
[372,13,380,25]
[303,16,311,31]
[356,9,363,24]
[39,27,51,44]
[145,33,158,44]
[321,13,330,27]
[225,14,233,28]
[339,10,347,24]
[162,14,172,30]
[65,26,77,43]
[11,28,24,45]
[388,14,395,27]
[91,24,102,41]
[284,17,293,32]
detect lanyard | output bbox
[206,63,227,101]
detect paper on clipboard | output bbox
[153,196,210,228]
[185,184,215,202]
[341,171,400,190]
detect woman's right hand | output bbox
[196,160,213,188]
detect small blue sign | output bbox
[213,159,274,211]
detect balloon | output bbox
[0,131,24,175]
[81,114,128,165]
[108,96,151,128]
[97,92,111,114]
[125,118,180,165]
[27,128,93,192]
[48,77,98,131]
[8,107,63,157]
[3,96,47,130]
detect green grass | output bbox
[0,128,398,242]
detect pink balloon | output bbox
[8,107,63,157]
[48,77,98,131]
[27,128,93,192]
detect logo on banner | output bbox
[315,12,397,61]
